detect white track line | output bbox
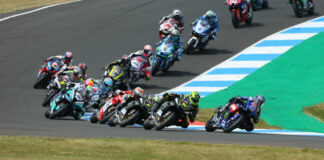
[0,0,82,23]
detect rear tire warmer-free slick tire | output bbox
[119,110,141,127]
[151,59,161,76]
[42,89,59,107]
[222,113,245,133]
[143,118,154,130]
[205,119,217,132]
[99,111,115,124]
[49,103,70,119]
[155,111,176,131]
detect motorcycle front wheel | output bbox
[231,12,240,28]
[222,113,245,133]
[155,111,176,131]
[120,109,141,127]
[151,59,161,76]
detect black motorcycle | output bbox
[143,98,189,131]
[289,0,314,18]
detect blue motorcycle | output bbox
[251,0,269,11]
[186,19,212,54]
[45,84,85,120]
[151,40,177,76]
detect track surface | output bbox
[1,0,324,148]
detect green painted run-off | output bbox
[199,32,324,133]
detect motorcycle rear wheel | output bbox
[293,0,304,18]
[143,118,154,130]
[49,103,69,119]
[33,73,48,89]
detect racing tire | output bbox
[222,113,245,133]
[231,12,240,28]
[90,112,99,123]
[186,39,196,54]
[155,111,176,131]
[262,0,269,8]
[44,109,50,118]
[119,109,141,127]
[293,0,304,18]
[205,119,217,132]
[151,59,161,76]
[251,0,257,11]
[98,111,115,124]
[49,103,69,119]
[42,89,59,107]
[33,73,47,89]
[307,0,314,14]
[108,116,118,127]
[143,118,154,130]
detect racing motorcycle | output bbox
[108,97,149,127]
[205,103,256,133]
[42,75,70,107]
[226,0,253,28]
[102,64,129,90]
[288,0,314,18]
[251,0,269,11]
[45,84,84,120]
[186,19,212,54]
[151,40,177,76]
[89,94,123,124]
[143,97,189,131]
[159,19,179,39]
[33,59,61,89]
[129,57,148,85]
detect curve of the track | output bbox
[1,0,324,149]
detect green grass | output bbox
[0,136,323,160]
[303,104,324,122]
[196,108,281,129]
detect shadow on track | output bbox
[155,70,199,77]
[187,48,234,56]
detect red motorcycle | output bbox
[159,19,183,39]
[90,94,124,124]
[33,59,62,89]
[226,0,253,28]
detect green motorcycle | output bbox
[45,84,85,120]
[288,0,314,18]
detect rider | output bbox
[55,62,87,83]
[126,45,153,81]
[216,95,265,128]
[45,51,73,68]
[151,91,201,124]
[241,0,252,18]
[104,56,131,90]
[158,29,183,61]
[192,10,219,40]
[159,9,184,32]
[118,87,145,108]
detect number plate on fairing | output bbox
[121,108,127,115]
[157,109,163,116]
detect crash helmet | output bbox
[63,51,73,64]
[78,63,87,72]
[189,91,200,105]
[103,78,113,91]
[255,95,265,108]
[85,79,94,87]
[170,29,180,41]
[85,85,94,95]
[134,87,144,97]
[172,9,183,21]
[143,45,153,58]
[206,10,216,18]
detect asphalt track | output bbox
[1,0,324,148]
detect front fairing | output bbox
[192,20,210,36]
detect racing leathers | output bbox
[157,35,184,61]
[192,13,219,40]
[126,50,153,81]
[159,14,184,32]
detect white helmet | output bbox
[172,9,183,20]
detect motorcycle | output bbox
[33,59,61,89]
[102,64,129,90]
[45,84,84,120]
[108,97,149,127]
[89,94,123,124]
[151,40,177,76]
[226,0,253,28]
[129,57,148,85]
[42,75,69,107]
[143,98,189,131]
[205,103,256,133]
[288,0,314,18]
[251,0,268,11]
[186,19,212,54]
